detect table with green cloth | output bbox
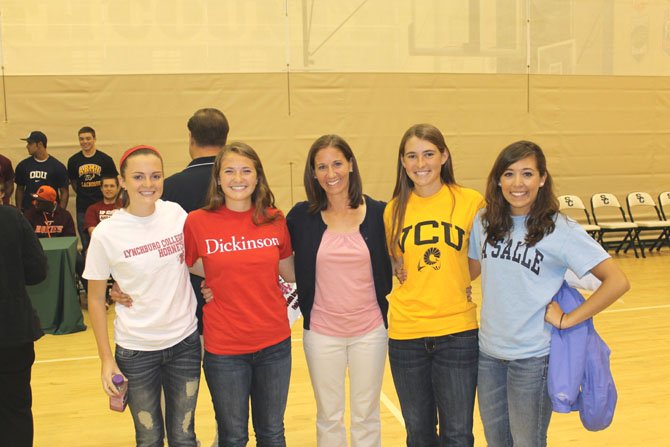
[27,236,87,335]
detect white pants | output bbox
[303,323,388,447]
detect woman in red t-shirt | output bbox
[183,142,295,446]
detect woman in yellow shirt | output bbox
[384,124,484,447]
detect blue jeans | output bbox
[389,330,478,447]
[477,352,552,447]
[115,330,202,447]
[204,337,291,447]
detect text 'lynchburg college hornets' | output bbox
[123,234,184,259]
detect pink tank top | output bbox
[310,229,383,337]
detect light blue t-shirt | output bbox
[469,212,609,360]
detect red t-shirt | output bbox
[84,200,121,230]
[184,206,292,355]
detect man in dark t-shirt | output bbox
[67,126,118,252]
[14,131,69,213]
[162,108,229,334]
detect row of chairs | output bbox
[558,192,670,259]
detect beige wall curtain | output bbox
[1,1,668,210]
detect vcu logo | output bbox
[398,220,465,253]
[396,220,466,273]
[418,247,441,272]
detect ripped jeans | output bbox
[115,330,201,447]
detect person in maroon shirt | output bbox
[84,175,121,236]
[23,185,75,238]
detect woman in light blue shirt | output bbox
[468,140,629,446]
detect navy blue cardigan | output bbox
[286,196,392,330]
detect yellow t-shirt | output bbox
[384,184,485,339]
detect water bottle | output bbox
[109,374,128,412]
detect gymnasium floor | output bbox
[32,250,669,446]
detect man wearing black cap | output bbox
[14,131,69,213]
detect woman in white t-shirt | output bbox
[84,145,201,446]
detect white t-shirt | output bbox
[84,199,197,350]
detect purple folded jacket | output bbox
[548,281,617,431]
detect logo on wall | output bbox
[631,5,649,62]
[418,247,441,272]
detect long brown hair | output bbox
[203,142,278,225]
[303,134,363,214]
[388,124,457,261]
[483,140,559,247]
[118,146,163,208]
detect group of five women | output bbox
[84,125,629,447]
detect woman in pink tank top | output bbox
[287,134,393,447]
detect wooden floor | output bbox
[32,251,670,446]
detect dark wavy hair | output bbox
[303,134,363,214]
[203,142,278,225]
[388,123,457,261]
[483,140,559,247]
